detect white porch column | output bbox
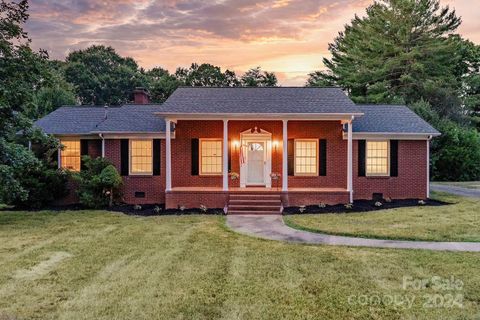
[347,118,353,203]
[282,120,288,192]
[223,119,229,191]
[166,119,172,192]
[427,139,430,198]
[101,138,105,158]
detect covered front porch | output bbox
[160,116,355,210]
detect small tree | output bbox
[100,165,122,207]
[74,157,122,208]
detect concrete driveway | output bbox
[226,215,480,252]
[430,183,480,198]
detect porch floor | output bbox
[170,187,348,193]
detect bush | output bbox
[412,101,480,181]
[0,138,68,208]
[74,156,122,208]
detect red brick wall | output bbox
[172,120,223,187]
[353,140,428,200]
[56,139,103,205]
[166,191,227,209]
[105,139,166,204]
[287,121,347,188]
[56,122,429,207]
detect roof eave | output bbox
[154,112,364,121]
[343,132,441,140]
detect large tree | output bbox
[64,45,145,105]
[175,63,240,87]
[307,0,467,117]
[241,67,278,87]
[0,0,68,206]
[145,67,181,103]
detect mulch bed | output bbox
[108,204,224,216]
[283,198,451,215]
[2,198,451,216]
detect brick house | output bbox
[34,87,440,213]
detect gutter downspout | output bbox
[99,133,105,158]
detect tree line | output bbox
[1,0,480,208]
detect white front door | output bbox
[247,142,265,185]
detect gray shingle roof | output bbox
[159,87,361,114]
[34,106,107,135]
[353,105,440,135]
[34,105,166,135]
[93,105,166,133]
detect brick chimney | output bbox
[133,87,150,104]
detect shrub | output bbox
[0,138,68,208]
[299,205,306,213]
[74,156,122,208]
[412,100,480,181]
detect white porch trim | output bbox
[165,119,172,192]
[427,139,430,198]
[347,118,353,203]
[223,119,229,191]
[282,120,288,192]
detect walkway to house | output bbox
[430,183,480,198]
[226,215,480,252]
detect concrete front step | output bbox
[228,210,281,215]
[229,194,281,200]
[229,199,282,204]
[229,205,281,210]
[228,193,282,215]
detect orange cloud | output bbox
[26,0,480,85]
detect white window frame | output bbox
[365,140,390,177]
[199,138,223,176]
[59,139,81,172]
[129,139,153,176]
[294,139,319,176]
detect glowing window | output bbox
[130,140,153,174]
[200,139,222,175]
[60,140,81,171]
[366,141,389,176]
[294,139,318,176]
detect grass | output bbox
[0,209,478,319]
[284,192,480,242]
[432,181,480,190]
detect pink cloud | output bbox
[25,0,480,85]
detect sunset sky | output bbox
[26,0,480,85]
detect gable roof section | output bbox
[34,106,107,135]
[158,87,362,116]
[353,105,440,135]
[34,105,166,135]
[93,105,166,133]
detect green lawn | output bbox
[432,181,480,190]
[284,192,480,242]
[0,209,479,319]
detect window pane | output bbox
[294,140,318,175]
[200,140,222,174]
[366,141,389,175]
[60,140,81,171]
[131,140,152,174]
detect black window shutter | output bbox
[153,139,161,176]
[390,140,398,177]
[120,139,129,176]
[191,138,199,176]
[319,139,327,176]
[80,140,88,170]
[287,139,294,176]
[358,140,366,177]
[228,139,231,172]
